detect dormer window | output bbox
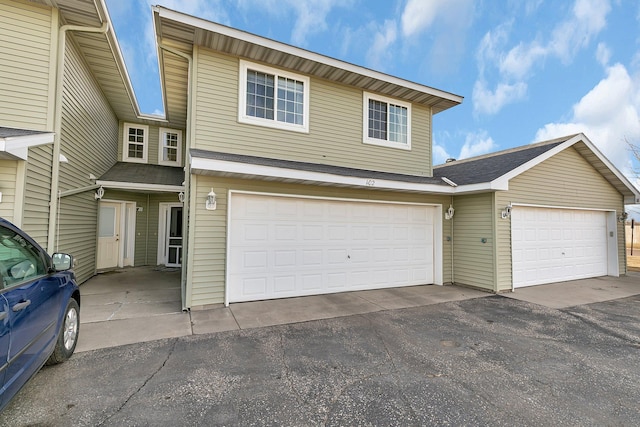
[238,60,310,133]
[363,92,411,150]
[123,123,148,163]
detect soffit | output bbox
[153,7,463,114]
[33,0,176,127]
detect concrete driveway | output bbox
[2,280,639,426]
[76,267,640,352]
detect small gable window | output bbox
[363,92,411,150]
[238,60,310,133]
[159,128,182,166]
[123,123,148,163]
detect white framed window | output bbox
[362,92,411,150]
[159,128,182,166]
[238,60,310,133]
[123,123,148,163]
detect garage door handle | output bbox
[12,300,31,312]
[0,311,6,320]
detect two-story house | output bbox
[151,6,638,310]
[1,0,638,312]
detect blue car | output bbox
[0,218,80,411]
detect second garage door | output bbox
[228,193,438,303]
[511,206,608,288]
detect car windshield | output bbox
[0,226,46,288]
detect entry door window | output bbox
[166,206,183,267]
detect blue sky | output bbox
[105,0,639,201]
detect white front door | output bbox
[97,202,120,270]
[228,193,439,303]
[511,206,609,288]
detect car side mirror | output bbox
[52,253,74,271]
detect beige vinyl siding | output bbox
[57,192,96,283]
[186,175,451,308]
[193,48,432,177]
[22,145,54,247]
[451,193,495,291]
[0,0,55,130]
[0,161,19,221]
[54,37,119,281]
[495,146,626,291]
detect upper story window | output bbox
[363,92,411,150]
[159,128,182,166]
[123,123,148,163]
[238,60,310,133]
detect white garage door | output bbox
[228,193,437,303]
[511,207,608,288]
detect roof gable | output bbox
[434,133,640,204]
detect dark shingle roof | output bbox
[99,162,184,186]
[0,127,51,138]
[190,149,447,185]
[433,136,574,185]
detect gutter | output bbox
[47,19,109,254]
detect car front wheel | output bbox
[47,298,79,365]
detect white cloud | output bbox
[472,80,527,116]
[499,41,546,79]
[432,143,451,165]
[596,42,611,66]
[366,20,398,70]
[473,0,612,116]
[401,0,441,38]
[459,131,497,159]
[237,0,353,46]
[535,63,640,178]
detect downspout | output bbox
[158,43,193,311]
[47,20,109,254]
[450,195,454,284]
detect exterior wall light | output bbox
[444,204,455,220]
[205,188,217,210]
[501,203,512,219]
[178,192,185,203]
[618,211,628,222]
[95,186,104,200]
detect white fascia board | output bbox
[190,156,454,194]
[452,182,507,194]
[493,136,579,186]
[153,7,463,105]
[96,180,184,193]
[0,133,55,160]
[577,134,640,204]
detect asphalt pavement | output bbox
[1,293,639,426]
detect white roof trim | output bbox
[153,6,463,105]
[95,180,184,193]
[190,156,455,194]
[0,132,55,160]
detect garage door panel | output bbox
[512,207,607,288]
[229,194,437,302]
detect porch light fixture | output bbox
[444,205,455,220]
[205,188,217,210]
[501,203,512,219]
[618,211,629,222]
[94,186,104,200]
[178,192,185,203]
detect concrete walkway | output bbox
[77,267,640,353]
